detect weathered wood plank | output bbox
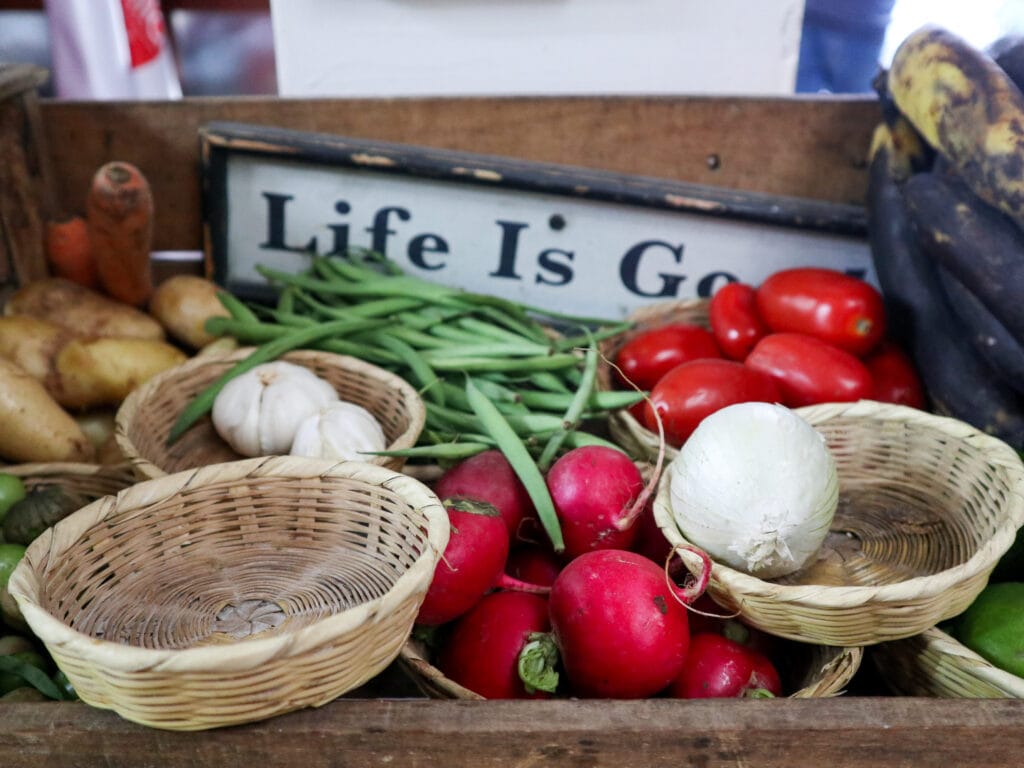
[38,96,880,252]
[0,697,1021,768]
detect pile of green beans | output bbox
[168,251,642,551]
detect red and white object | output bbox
[45,0,182,100]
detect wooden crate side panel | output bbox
[38,96,880,252]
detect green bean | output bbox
[277,285,297,315]
[562,430,624,451]
[554,322,632,351]
[366,442,491,460]
[455,316,535,344]
[167,317,382,445]
[526,371,573,393]
[537,340,599,471]
[427,353,580,373]
[518,388,645,411]
[421,342,554,361]
[465,377,563,552]
[367,332,444,406]
[216,290,260,324]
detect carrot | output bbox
[44,215,98,290]
[86,161,155,307]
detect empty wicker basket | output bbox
[8,456,449,731]
[115,348,426,481]
[654,400,1024,646]
[397,634,863,700]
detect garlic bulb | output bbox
[667,401,838,579]
[289,400,387,461]
[211,361,339,457]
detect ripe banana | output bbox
[888,25,1024,232]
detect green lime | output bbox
[0,543,26,593]
[955,582,1024,678]
[0,475,26,524]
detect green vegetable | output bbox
[2,485,88,546]
[954,581,1024,678]
[0,474,26,524]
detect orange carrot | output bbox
[44,215,99,289]
[86,161,155,307]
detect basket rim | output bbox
[909,625,1024,697]
[654,399,1024,611]
[8,456,449,675]
[113,347,427,479]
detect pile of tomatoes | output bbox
[614,267,925,448]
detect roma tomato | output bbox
[642,358,782,447]
[755,268,886,357]
[745,332,874,407]
[864,341,926,409]
[708,282,770,360]
[613,324,720,391]
[668,632,782,699]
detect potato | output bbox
[149,275,230,349]
[0,316,187,409]
[0,358,95,464]
[55,337,188,409]
[4,277,166,341]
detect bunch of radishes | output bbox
[413,446,783,700]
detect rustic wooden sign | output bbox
[200,121,874,318]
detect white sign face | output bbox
[204,123,874,321]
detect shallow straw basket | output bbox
[115,348,426,481]
[872,626,1024,698]
[596,298,709,463]
[654,400,1024,646]
[7,456,449,731]
[3,461,137,502]
[398,635,862,700]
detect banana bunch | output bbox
[867,25,1024,451]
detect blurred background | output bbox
[0,0,1023,99]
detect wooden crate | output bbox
[1,77,1023,767]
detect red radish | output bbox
[416,499,510,626]
[632,498,673,567]
[547,548,709,699]
[506,544,563,588]
[437,590,555,699]
[433,449,535,538]
[545,445,645,559]
[668,632,782,699]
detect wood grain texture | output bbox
[0,697,1022,767]
[38,96,880,252]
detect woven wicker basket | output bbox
[397,632,863,700]
[3,461,137,502]
[654,400,1024,646]
[115,348,425,481]
[596,298,709,463]
[872,626,1024,698]
[7,456,449,731]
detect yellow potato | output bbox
[149,275,231,349]
[4,277,166,341]
[0,358,95,464]
[55,337,188,409]
[0,316,74,382]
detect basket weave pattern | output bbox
[115,348,426,481]
[8,456,449,730]
[873,626,1024,698]
[654,400,1024,646]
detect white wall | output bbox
[271,0,805,98]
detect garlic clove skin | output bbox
[211,361,340,457]
[667,401,838,580]
[290,400,387,461]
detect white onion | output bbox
[667,401,838,579]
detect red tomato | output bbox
[708,282,770,360]
[642,358,782,447]
[613,323,720,391]
[668,633,782,699]
[755,268,886,357]
[745,332,874,407]
[864,341,926,409]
